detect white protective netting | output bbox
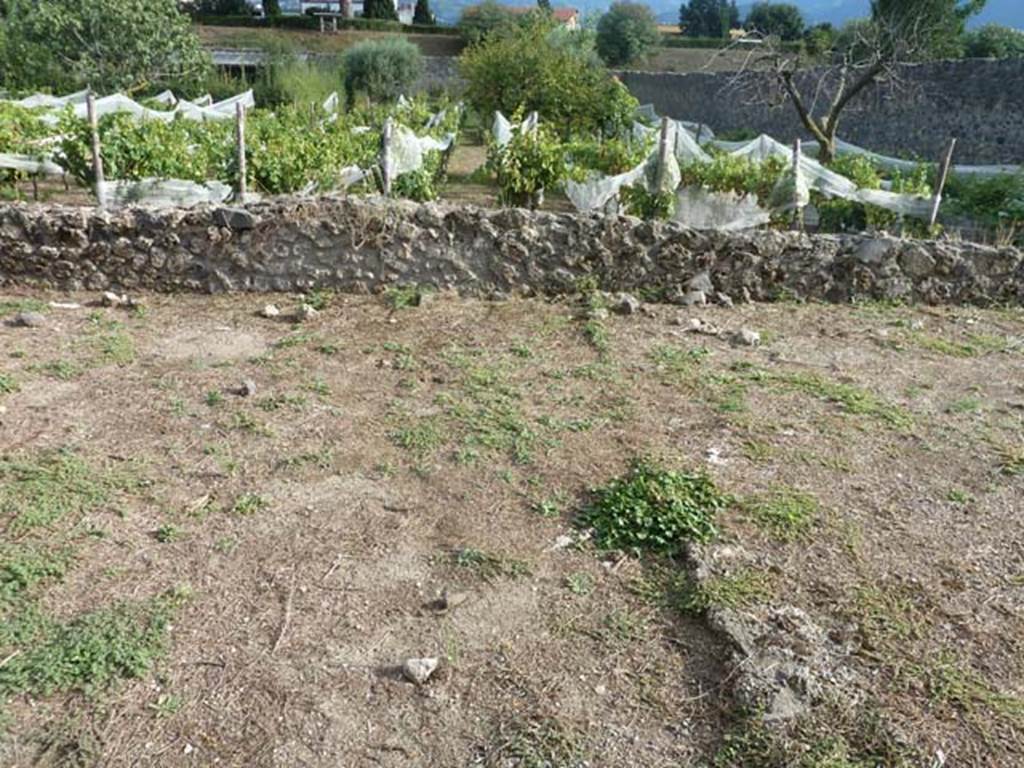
[0,152,65,176]
[385,123,455,180]
[492,111,539,148]
[1,90,255,126]
[99,178,233,208]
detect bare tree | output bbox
[723,12,948,164]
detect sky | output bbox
[777,0,1021,27]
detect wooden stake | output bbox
[380,117,393,196]
[235,101,247,203]
[929,138,957,230]
[87,91,106,210]
[654,116,671,193]
[792,138,803,232]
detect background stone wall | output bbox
[618,58,1024,165]
[1,197,1021,306]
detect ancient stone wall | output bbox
[1,197,1021,306]
[617,58,1024,165]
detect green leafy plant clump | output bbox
[580,458,727,554]
[0,588,189,700]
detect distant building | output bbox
[505,6,581,30]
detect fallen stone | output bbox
[260,304,280,318]
[402,657,439,685]
[102,291,126,308]
[213,207,257,231]
[237,379,257,397]
[10,311,45,328]
[612,293,641,315]
[732,328,761,347]
[687,271,714,294]
[295,304,319,322]
[440,589,468,611]
[715,292,734,308]
[680,317,720,336]
[680,290,706,307]
[550,534,574,551]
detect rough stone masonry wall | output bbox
[618,58,1024,165]
[1,197,1022,306]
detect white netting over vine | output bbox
[99,178,233,208]
[385,124,454,179]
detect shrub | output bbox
[194,0,251,13]
[486,117,566,208]
[744,2,805,41]
[363,0,398,22]
[580,458,727,555]
[343,37,422,103]
[596,2,660,66]
[963,24,1024,59]
[412,0,434,25]
[460,17,638,138]
[457,0,519,44]
[254,46,345,107]
[0,0,211,94]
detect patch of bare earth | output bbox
[1,290,1022,766]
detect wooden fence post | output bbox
[235,101,247,203]
[792,138,804,232]
[653,116,671,193]
[87,91,106,210]
[929,138,957,230]
[380,117,393,196]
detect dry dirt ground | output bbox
[1,289,1023,767]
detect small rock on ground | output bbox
[715,292,734,308]
[612,293,641,315]
[260,304,281,318]
[732,328,761,347]
[295,304,319,322]
[402,657,439,685]
[680,290,707,307]
[10,311,45,328]
[237,379,257,397]
[440,589,468,611]
[687,272,714,294]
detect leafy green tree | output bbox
[363,0,399,22]
[963,23,1024,59]
[0,0,210,94]
[537,0,552,10]
[413,0,434,24]
[871,0,985,59]
[458,0,519,44]
[596,2,660,66]
[264,0,281,16]
[745,2,805,41]
[343,37,421,103]
[802,22,835,56]
[460,17,638,138]
[678,0,739,38]
[194,0,251,13]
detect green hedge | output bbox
[658,34,801,52]
[192,13,457,35]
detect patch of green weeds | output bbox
[0,544,73,608]
[0,451,140,533]
[280,446,334,470]
[154,524,182,544]
[229,411,272,436]
[0,373,18,395]
[579,458,726,555]
[0,587,188,699]
[994,442,1024,475]
[581,318,609,353]
[303,289,333,311]
[0,298,46,318]
[384,284,433,310]
[481,714,583,768]
[316,342,340,356]
[204,390,224,407]
[452,548,531,581]
[946,397,982,414]
[745,486,819,541]
[679,569,774,614]
[600,608,645,643]
[231,493,268,516]
[390,415,445,457]
[383,341,417,370]
[273,332,314,349]
[257,393,307,411]
[97,329,135,366]
[771,372,913,430]
[533,496,564,518]
[148,693,182,717]
[741,440,774,462]
[910,331,1010,358]
[509,342,534,359]
[947,488,972,504]
[34,359,83,381]
[213,537,238,554]
[649,344,709,381]
[565,572,594,596]
[852,584,921,647]
[905,652,1024,729]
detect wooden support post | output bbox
[653,116,671,193]
[87,91,106,210]
[319,15,325,33]
[792,138,803,232]
[929,138,957,230]
[380,117,393,197]
[235,101,247,203]
[332,16,338,32]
